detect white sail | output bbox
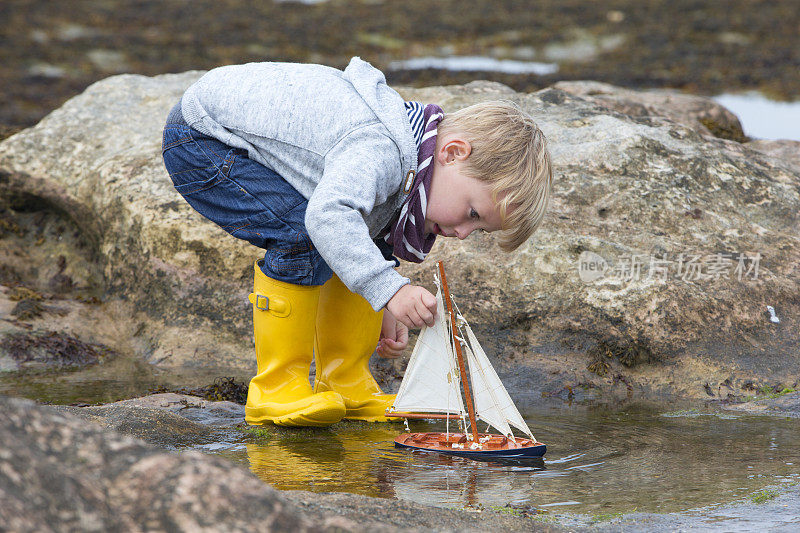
[391,289,465,415]
[462,324,535,440]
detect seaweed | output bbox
[4,330,115,369]
[150,376,249,405]
[588,338,652,371]
[8,286,44,301]
[11,299,45,320]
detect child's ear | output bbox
[439,138,472,164]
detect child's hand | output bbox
[386,284,437,329]
[377,311,408,359]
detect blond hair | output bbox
[437,101,553,251]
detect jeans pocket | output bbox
[161,124,193,153]
[162,127,236,195]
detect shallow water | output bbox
[205,405,800,515]
[0,356,248,405]
[4,365,799,515]
[388,56,559,75]
[713,92,800,141]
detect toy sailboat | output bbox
[386,262,546,461]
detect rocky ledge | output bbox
[0,71,798,405]
[0,394,314,532]
[0,394,563,532]
[721,390,800,418]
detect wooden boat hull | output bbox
[394,432,546,461]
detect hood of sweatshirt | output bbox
[342,57,418,175]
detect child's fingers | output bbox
[383,337,403,349]
[396,315,415,330]
[405,308,426,329]
[415,299,435,327]
[377,339,403,358]
[395,322,409,347]
[381,323,407,346]
[421,289,437,313]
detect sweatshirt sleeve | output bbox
[305,125,410,311]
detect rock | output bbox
[1,73,798,401]
[27,62,67,79]
[588,484,800,532]
[56,392,246,442]
[86,49,131,73]
[0,72,255,371]
[10,297,44,320]
[396,81,800,401]
[281,490,565,533]
[746,139,800,173]
[0,283,129,374]
[55,402,225,448]
[721,391,800,418]
[552,80,747,142]
[4,394,563,532]
[0,395,313,532]
[0,329,115,372]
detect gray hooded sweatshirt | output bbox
[180,57,418,310]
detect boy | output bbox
[161,57,552,427]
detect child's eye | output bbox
[470,208,479,219]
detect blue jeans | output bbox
[161,123,334,286]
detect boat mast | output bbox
[437,261,479,443]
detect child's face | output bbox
[424,135,503,239]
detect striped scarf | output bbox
[386,104,444,262]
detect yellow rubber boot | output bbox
[245,261,345,427]
[313,274,397,422]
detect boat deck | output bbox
[395,432,546,459]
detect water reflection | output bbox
[247,439,347,490]
[713,92,800,141]
[384,449,546,509]
[7,363,799,516]
[225,407,800,514]
[0,355,247,405]
[244,426,400,498]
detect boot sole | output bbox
[246,404,345,427]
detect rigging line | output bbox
[463,328,516,439]
[435,269,471,436]
[449,326,469,434]
[446,368,451,437]
[449,298,477,437]
[469,327,535,441]
[435,272,536,442]
[459,318,509,418]
[464,343,506,437]
[446,339,467,420]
